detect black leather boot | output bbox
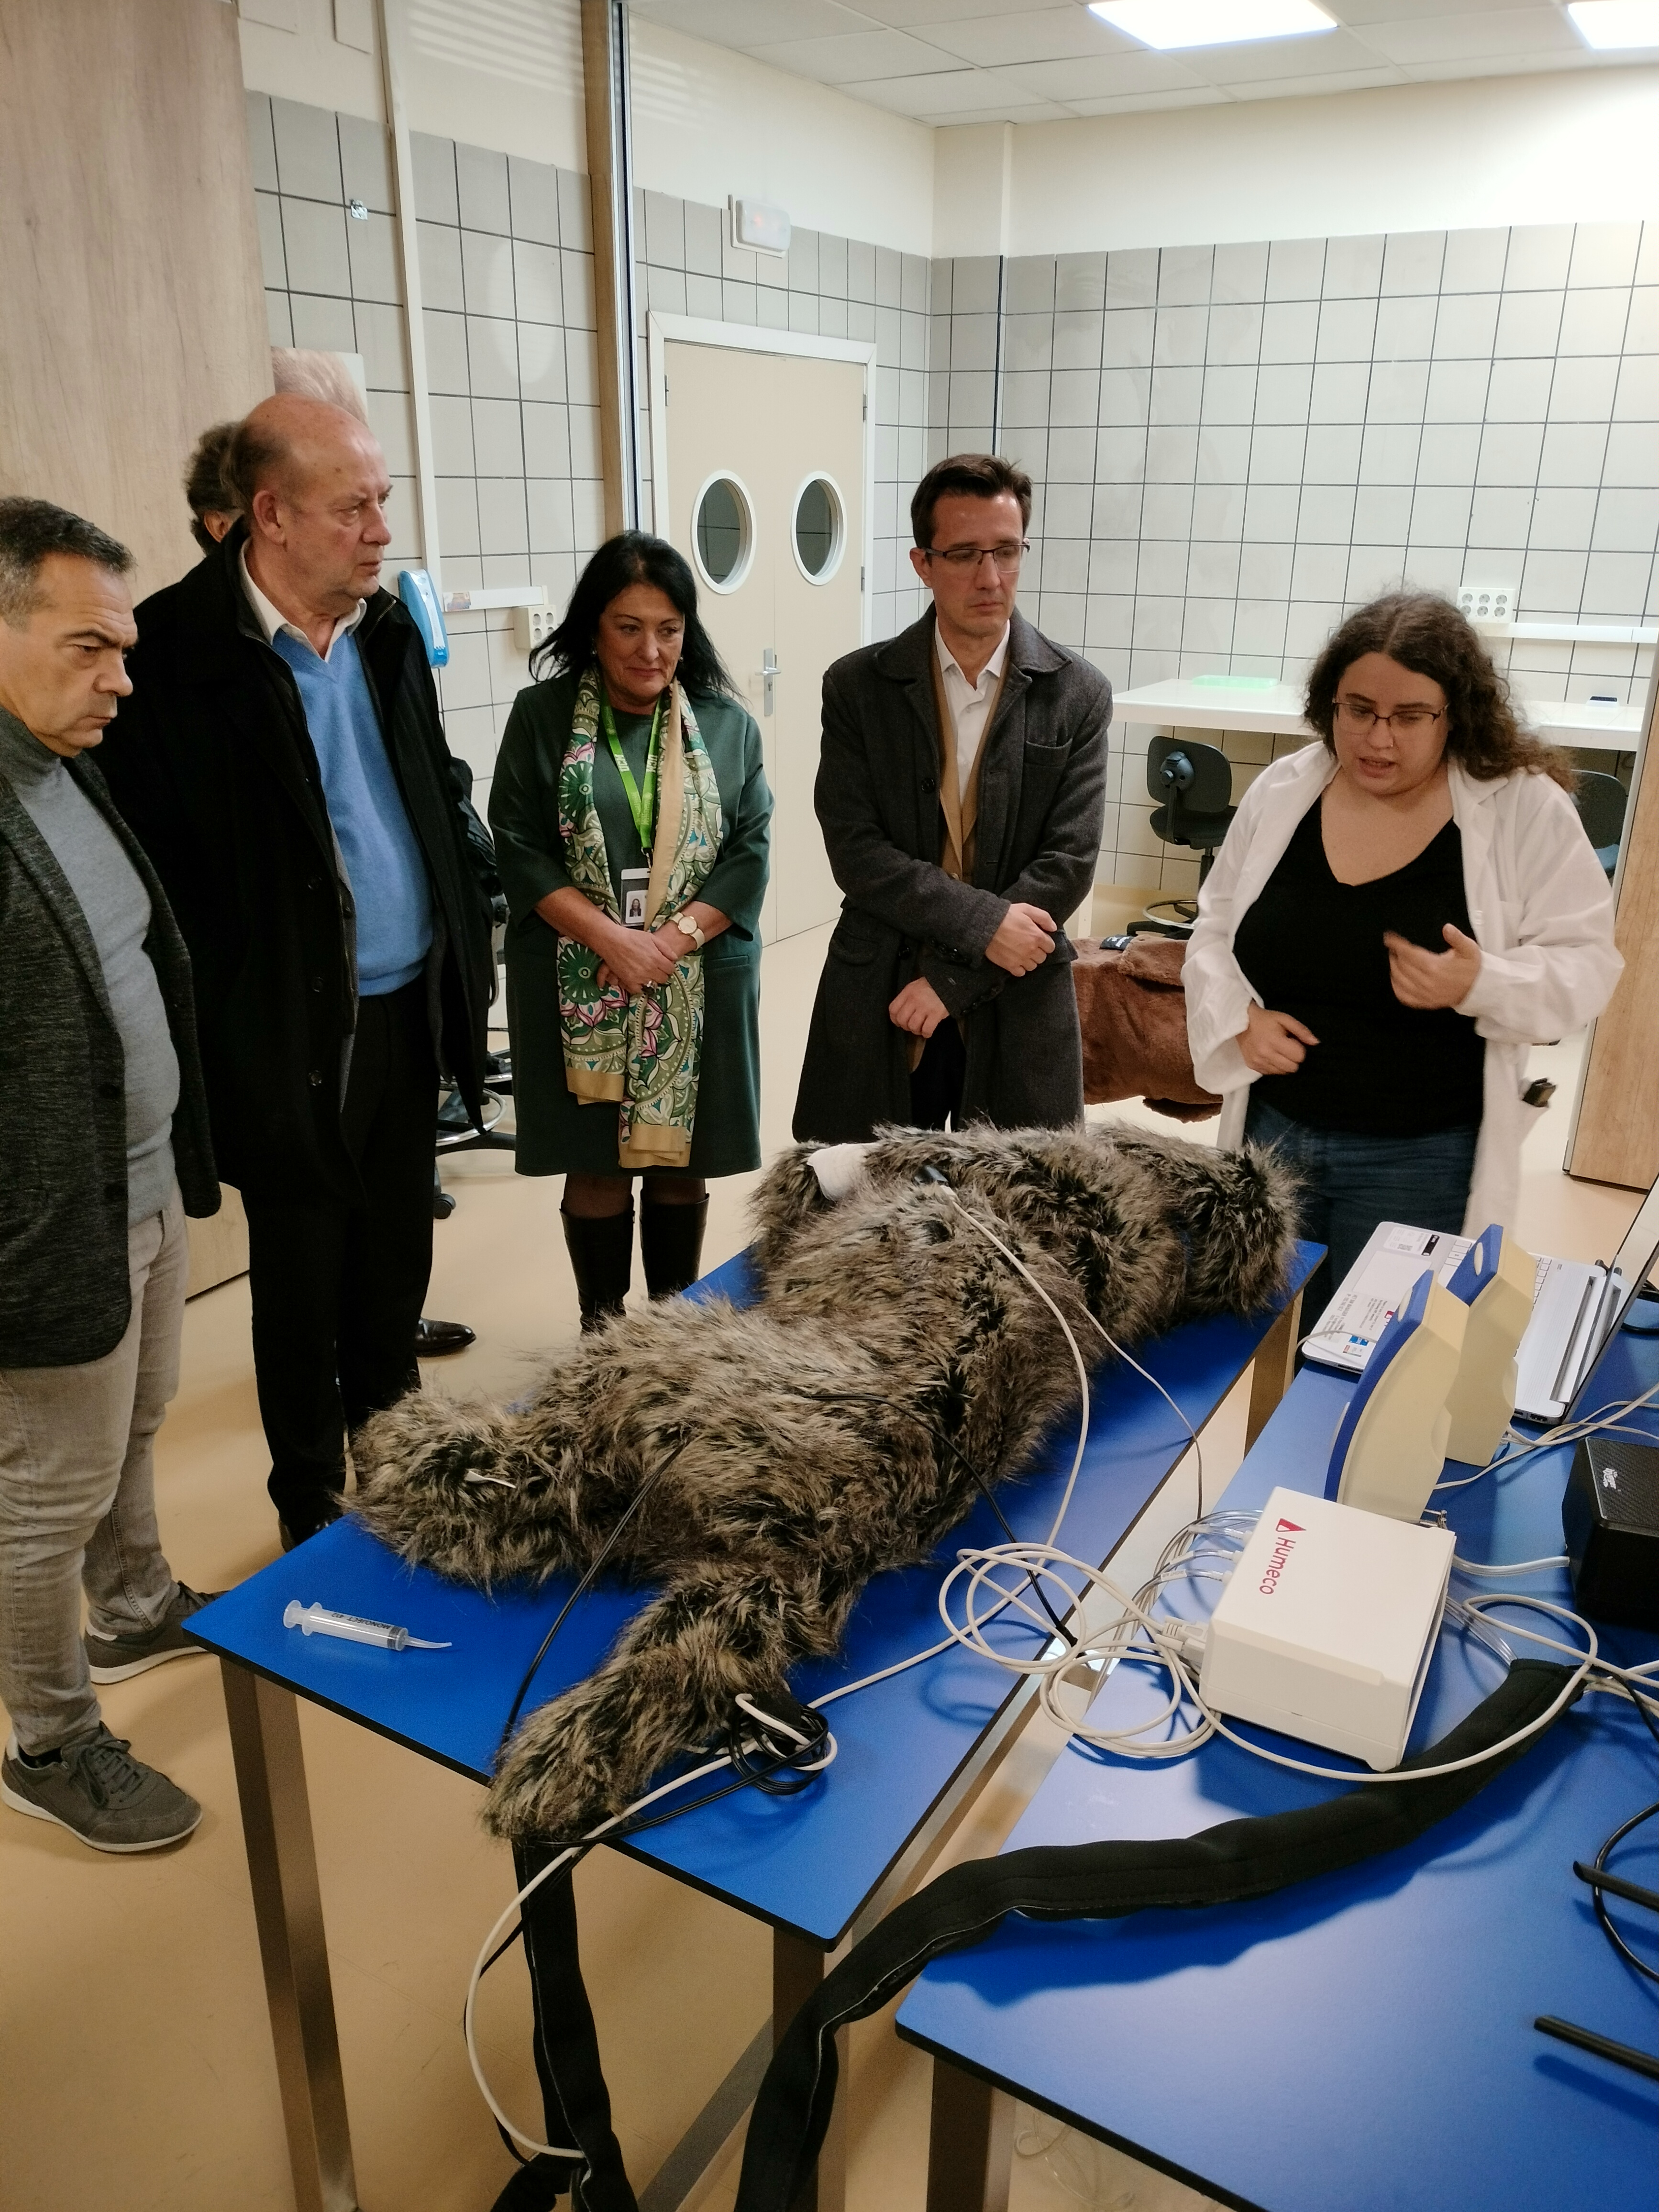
[561,1207,634,1333]
[640,1196,709,1300]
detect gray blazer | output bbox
[794,608,1110,1141]
[0,755,218,1367]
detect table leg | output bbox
[220,1659,360,2212]
[773,1930,846,2212]
[925,2059,1013,2212]
[1245,1289,1303,1451]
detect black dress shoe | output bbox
[278,1495,345,1551]
[415,1316,476,1357]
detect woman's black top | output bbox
[1232,799,1485,1137]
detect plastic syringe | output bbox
[282,1600,451,1651]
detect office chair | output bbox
[1572,770,1627,877]
[1130,734,1237,938]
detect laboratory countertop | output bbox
[1112,677,1644,752]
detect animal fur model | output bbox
[354,1126,1298,1843]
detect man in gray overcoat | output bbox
[795,454,1111,1141]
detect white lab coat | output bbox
[1183,743,1623,1236]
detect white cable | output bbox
[934,1190,1091,1547]
[464,1709,836,2162]
[938,1183,1210,1526]
[1433,1382,1659,1492]
[1452,1553,1569,1576]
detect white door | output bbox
[654,332,868,943]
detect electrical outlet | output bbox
[513,604,556,654]
[1457,583,1515,626]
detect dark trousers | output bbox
[910,1018,968,1130]
[1244,1092,1479,1335]
[243,979,438,1526]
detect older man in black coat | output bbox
[795,455,1110,1141]
[99,396,494,1546]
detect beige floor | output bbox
[0,923,1642,2212]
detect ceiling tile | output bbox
[848,0,1082,23]
[940,100,1081,120]
[627,0,863,43]
[841,63,1054,112]
[1223,63,1410,96]
[914,6,1142,63]
[1063,83,1230,112]
[991,50,1207,98]
[749,26,962,81]
[1329,0,1544,20]
[1182,25,1386,79]
[1359,7,1584,63]
[1400,46,1599,78]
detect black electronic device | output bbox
[1562,1434,1659,1630]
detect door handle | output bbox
[753,647,780,717]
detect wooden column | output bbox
[1569,681,1659,1192]
[0,0,272,595]
[580,0,641,537]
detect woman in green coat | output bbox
[489,533,772,1327]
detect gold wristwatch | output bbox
[672,912,706,950]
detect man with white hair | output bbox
[100,395,495,1548]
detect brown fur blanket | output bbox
[1073,936,1221,1121]
[352,1124,1296,1843]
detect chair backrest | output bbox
[1573,770,1628,853]
[1146,734,1236,855]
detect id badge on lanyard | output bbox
[620,867,651,931]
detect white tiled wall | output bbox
[249,90,934,815]
[244,104,1657,891]
[930,221,1658,895]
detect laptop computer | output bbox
[1303,1174,1659,1425]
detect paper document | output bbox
[1305,1224,1549,1375]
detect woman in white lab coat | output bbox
[1184,592,1622,1327]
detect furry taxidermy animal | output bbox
[353,1125,1297,1844]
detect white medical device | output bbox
[1442,1224,1535,1466]
[283,1600,451,1651]
[1198,1487,1455,1770]
[1325,1267,1466,1522]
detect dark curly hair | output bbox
[1305,593,1574,791]
[183,421,239,554]
[531,532,736,700]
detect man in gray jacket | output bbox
[795,454,1111,1140]
[0,498,221,1853]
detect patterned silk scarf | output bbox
[556,667,723,1167]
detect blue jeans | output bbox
[1243,1095,1479,1332]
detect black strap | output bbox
[733,1661,1575,2212]
[502,1842,639,2212]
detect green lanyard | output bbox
[599,693,663,860]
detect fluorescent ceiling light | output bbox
[1567,0,1659,48]
[1087,0,1338,48]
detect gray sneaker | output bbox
[2,1726,202,1852]
[86,1582,219,1683]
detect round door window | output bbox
[792,475,844,583]
[693,475,752,592]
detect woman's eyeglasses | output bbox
[921,542,1029,574]
[1335,699,1446,736]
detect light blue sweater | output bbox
[272,629,433,995]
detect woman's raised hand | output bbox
[1238,1001,1319,1075]
[1383,923,1482,1010]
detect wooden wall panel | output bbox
[0,0,272,598]
[1569,687,1659,1192]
